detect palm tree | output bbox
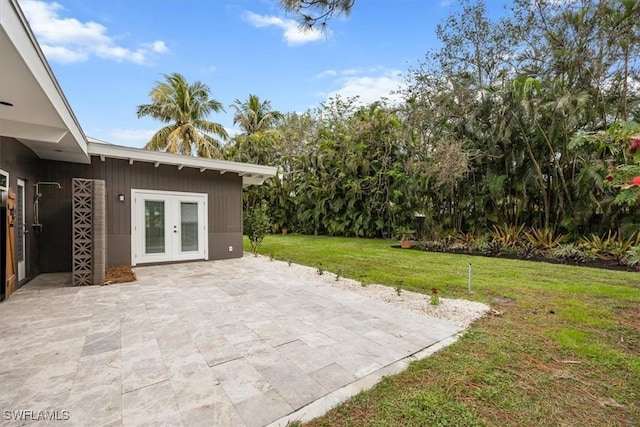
[137,73,228,158]
[231,94,283,136]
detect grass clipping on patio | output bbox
[104,265,136,285]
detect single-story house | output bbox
[0,0,277,299]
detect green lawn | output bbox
[244,234,640,426]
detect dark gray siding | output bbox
[37,156,244,270]
[0,137,43,283]
[37,160,86,272]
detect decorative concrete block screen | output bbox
[72,178,106,286]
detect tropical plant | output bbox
[243,200,271,255]
[422,240,448,252]
[485,239,506,257]
[580,231,639,261]
[550,244,594,264]
[515,242,537,259]
[609,233,640,262]
[137,73,228,158]
[237,0,639,247]
[455,231,477,246]
[604,131,640,207]
[395,225,416,241]
[470,234,489,254]
[231,94,284,136]
[430,288,440,306]
[524,228,566,251]
[622,246,640,268]
[489,224,526,249]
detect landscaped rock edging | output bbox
[250,254,490,329]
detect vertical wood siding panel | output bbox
[124,160,130,234]
[109,159,115,234]
[2,148,246,271]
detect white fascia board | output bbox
[3,0,89,161]
[87,141,277,180]
[242,175,271,187]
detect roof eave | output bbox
[1,0,89,163]
[87,141,277,184]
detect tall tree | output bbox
[247,0,639,238]
[226,95,285,212]
[231,94,284,136]
[279,0,354,29]
[435,0,515,90]
[137,73,228,158]
[226,94,284,166]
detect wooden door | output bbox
[5,189,17,298]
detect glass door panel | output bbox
[17,179,25,281]
[144,200,166,254]
[180,202,198,252]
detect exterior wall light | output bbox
[117,194,125,202]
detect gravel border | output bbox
[251,255,490,330]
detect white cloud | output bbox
[316,69,337,78]
[40,45,88,63]
[322,68,405,105]
[20,1,168,64]
[110,129,156,142]
[317,67,382,79]
[224,126,242,138]
[244,11,325,46]
[149,40,168,53]
[200,65,217,73]
[341,68,360,76]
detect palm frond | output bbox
[137,72,227,157]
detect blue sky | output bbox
[19,0,510,148]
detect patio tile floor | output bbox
[0,257,462,426]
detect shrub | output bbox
[455,231,477,246]
[486,239,505,256]
[430,288,440,306]
[622,246,640,269]
[470,234,489,253]
[515,241,537,259]
[449,241,469,251]
[422,240,447,252]
[490,224,526,249]
[550,243,595,264]
[243,200,271,255]
[580,231,638,261]
[395,225,416,241]
[524,228,566,250]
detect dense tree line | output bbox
[230,0,639,239]
[141,0,640,239]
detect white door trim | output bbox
[131,189,208,266]
[16,178,25,281]
[0,169,8,192]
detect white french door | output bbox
[16,179,25,281]
[132,190,208,265]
